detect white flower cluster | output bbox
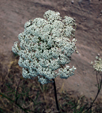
[91,54,102,72]
[12,10,76,84]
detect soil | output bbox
[0,0,102,99]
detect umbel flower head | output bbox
[12,10,76,84]
[91,54,102,72]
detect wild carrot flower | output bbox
[12,10,76,84]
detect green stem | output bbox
[0,92,28,113]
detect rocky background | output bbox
[0,0,102,99]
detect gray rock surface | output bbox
[0,0,102,98]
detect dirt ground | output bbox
[0,0,102,99]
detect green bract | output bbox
[12,10,76,84]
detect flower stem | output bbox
[86,71,102,112]
[52,79,60,112]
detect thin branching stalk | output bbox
[86,71,102,112]
[15,78,21,104]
